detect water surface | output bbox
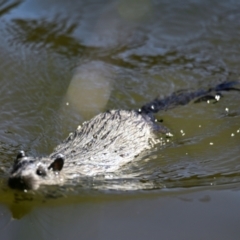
[0,0,240,239]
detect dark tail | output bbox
[139,81,240,115]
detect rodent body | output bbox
[52,110,165,174]
[8,110,165,190]
[8,81,240,190]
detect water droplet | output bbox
[215,95,221,101]
[180,130,185,136]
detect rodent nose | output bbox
[8,176,29,190]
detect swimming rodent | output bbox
[8,81,239,190]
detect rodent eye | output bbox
[36,168,46,177]
[36,169,42,176]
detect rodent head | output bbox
[8,151,65,191]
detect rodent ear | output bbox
[15,150,26,163]
[16,150,25,159]
[48,154,65,172]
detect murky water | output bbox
[0,0,240,239]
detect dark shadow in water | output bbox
[8,16,97,57]
[7,15,138,69]
[0,0,23,17]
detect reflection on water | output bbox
[2,188,240,240]
[0,0,22,17]
[8,17,83,56]
[66,61,115,118]
[0,0,239,225]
